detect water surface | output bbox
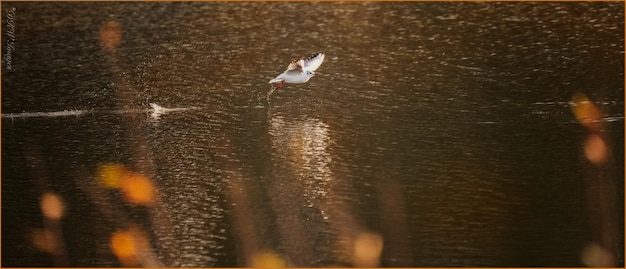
[2,2,624,267]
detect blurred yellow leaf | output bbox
[251,250,285,268]
[352,232,383,267]
[97,163,128,189]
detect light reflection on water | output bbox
[269,115,332,218]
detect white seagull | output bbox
[268,52,325,99]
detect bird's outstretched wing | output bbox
[286,59,304,71]
[301,52,325,72]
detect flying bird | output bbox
[267,52,325,101]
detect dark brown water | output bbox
[2,2,624,267]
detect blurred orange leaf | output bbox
[120,173,156,206]
[110,230,138,267]
[40,192,65,220]
[570,92,604,132]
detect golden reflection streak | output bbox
[268,116,327,266]
[269,115,378,266]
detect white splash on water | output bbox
[2,103,202,120]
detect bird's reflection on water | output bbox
[266,115,334,266]
[269,115,332,207]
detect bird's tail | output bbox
[269,78,283,84]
